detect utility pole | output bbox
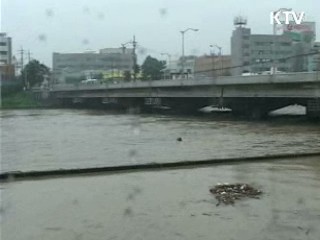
[161,53,171,80]
[211,51,215,77]
[121,36,138,81]
[209,45,215,77]
[211,45,222,76]
[27,50,32,63]
[18,47,27,89]
[18,47,24,70]
[132,35,137,81]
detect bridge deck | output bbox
[51,72,320,92]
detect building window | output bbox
[0,42,7,46]
[0,51,7,55]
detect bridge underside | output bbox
[54,96,320,119]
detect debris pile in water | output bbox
[209,183,262,206]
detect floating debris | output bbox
[209,183,262,206]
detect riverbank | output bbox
[0,91,43,109]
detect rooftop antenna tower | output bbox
[233,16,247,28]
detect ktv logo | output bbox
[270,8,305,25]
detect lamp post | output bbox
[211,44,222,76]
[209,45,216,77]
[121,36,137,81]
[180,28,198,79]
[161,53,171,80]
[272,8,292,75]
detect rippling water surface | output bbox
[1,109,320,172]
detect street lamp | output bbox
[209,45,216,77]
[180,28,199,79]
[210,44,223,76]
[272,8,292,75]
[161,53,171,80]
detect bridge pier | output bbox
[307,98,320,119]
[227,98,269,120]
[163,98,210,114]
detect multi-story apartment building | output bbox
[0,33,14,81]
[231,25,294,75]
[231,18,316,75]
[308,42,320,71]
[0,33,12,65]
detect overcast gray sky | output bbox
[1,0,319,67]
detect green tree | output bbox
[133,64,140,80]
[141,56,166,80]
[21,60,50,88]
[124,70,131,81]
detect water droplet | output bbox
[97,12,105,20]
[138,47,147,55]
[128,149,136,157]
[133,187,142,194]
[82,39,90,45]
[45,9,54,17]
[191,48,199,55]
[128,149,137,163]
[83,6,90,14]
[159,8,168,17]
[38,34,47,42]
[123,207,133,217]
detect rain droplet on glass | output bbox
[45,9,54,17]
[38,34,47,42]
[159,8,168,17]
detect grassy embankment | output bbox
[1,91,42,109]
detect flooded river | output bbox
[1,157,320,240]
[1,109,320,240]
[1,109,320,172]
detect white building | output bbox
[162,57,196,80]
[308,42,320,71]
[0,33,12,65]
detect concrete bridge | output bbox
[46,72,320,118]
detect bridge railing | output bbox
[51,72,319,91]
